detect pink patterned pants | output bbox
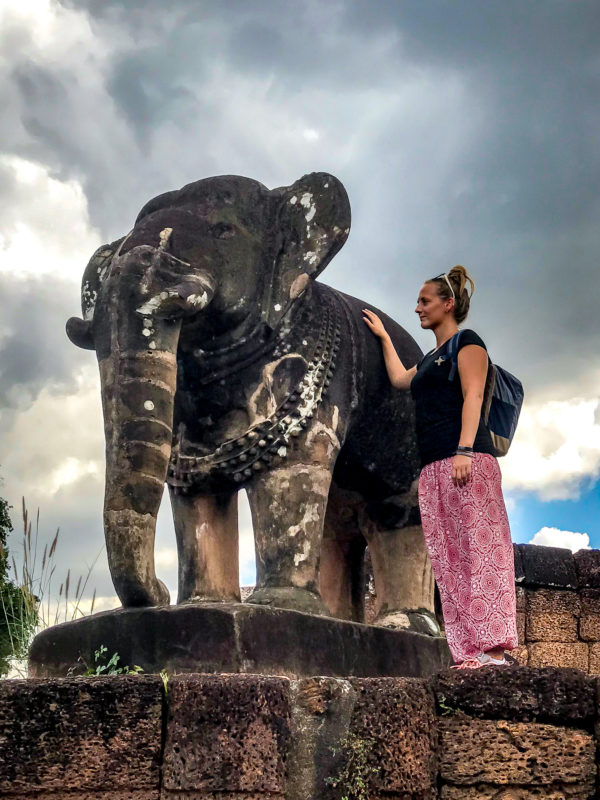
[418,452,518,664]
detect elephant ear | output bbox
[264,172,350,328]
[66,235,126,350]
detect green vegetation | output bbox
[0,490,37,676]
[160,668,169,693]
[83,645,143,676]
[436,693,457,716]
[0,479,100,677]
[325,732,380,800]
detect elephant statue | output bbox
[67,172,438,633]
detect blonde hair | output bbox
[427,265,475,324]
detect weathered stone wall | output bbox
[362,541,600,674]
[1,668,599,799]
[509,544,600,674]
[6,543,600,798]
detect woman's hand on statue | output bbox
[452,454,472,487]
[362,308,387,339]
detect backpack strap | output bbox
[447,330,464,382]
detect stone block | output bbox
[162,674,290,797]
[0,676,162,798]
[516,544,578,589]
[574,548,600,588]
[513,543,525,585]
[588,643,600,675]
[441,785,593,799]
[286,677,357,800]
[4,793,158,800]
[528,642,589,671]
[527,588,581,615]
[508,645,529,665]
[580,616,600,642]
[516,611,526,643]
[580,588,600,614]
[515,585,527,612]
[526,612,578,642]
[579,589,600,641]
[525,589,580,642]
[439,717,595,788]
[432,666,595,725]
[29,602,451,679]
[347,678,437,796]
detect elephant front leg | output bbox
[169,489,240,604]
[246,463,333,616]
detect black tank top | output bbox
[410,329,496,468]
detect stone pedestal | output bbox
[29,602,451,678]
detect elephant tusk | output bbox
[136,278,215,318]
[137,290,179,316]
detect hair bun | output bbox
[447,265,475,299]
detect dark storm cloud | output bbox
[2,0,599,393]
[0,276,86,410]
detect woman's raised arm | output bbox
[362,308,417,390]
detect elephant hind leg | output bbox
[168,489,240,604]
[320,482,367,622]
[360,510,440,636]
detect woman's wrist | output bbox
[455,445,474,457]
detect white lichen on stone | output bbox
[303,251,318,265]
[82,281,98,321]
[274,303,282,311]
[294,538,312,566]
[148,341,157,350]
[299,192,317,223]
[144,400,155,411]
[136,290,178,315]
[142,328,152,337]
[159,227,173,249]
[277,445,287,458]
[187,291,209,308]
[289,195,297,205]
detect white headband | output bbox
[442,273,456,300]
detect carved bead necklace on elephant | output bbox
[169,289,342,493]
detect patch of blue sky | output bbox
[506,477,600,548]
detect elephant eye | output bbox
[211,222,235,240]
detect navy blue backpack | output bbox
[447,331,524,457]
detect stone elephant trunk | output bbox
[99,339,180,608]
[67,239,216,607]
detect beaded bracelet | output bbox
[455,445,474,457]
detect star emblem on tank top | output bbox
[435,355,445,366]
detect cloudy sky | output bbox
[0,0,598,616]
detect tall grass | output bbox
[1,498,100,677]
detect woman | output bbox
[362,265,518,669]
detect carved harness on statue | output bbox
[168,291,342,493]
